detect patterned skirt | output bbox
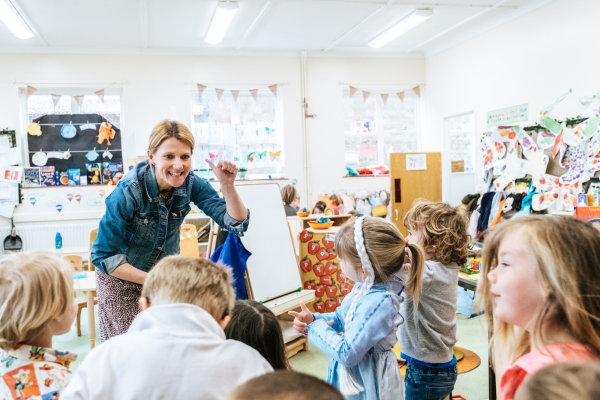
[96,270,143,342]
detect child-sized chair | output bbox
[64,254,98,337]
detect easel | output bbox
[206,214,313,358]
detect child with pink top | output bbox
[478,216,600,400]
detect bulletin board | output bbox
[27,113,122,174]
[235,183,302,303]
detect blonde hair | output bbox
[0,252,74,350]
[477,216,600,365]
[280,185,298,206]
[148,120,195,154]
[403,200,470,265]
[335,217,424,304]
[141,256,235,321]
[515,361,600,400]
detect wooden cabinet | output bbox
[390,152,442,236]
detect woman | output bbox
[91,120,249,341]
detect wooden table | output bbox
[73,271,97,348]
[458,271,479,291]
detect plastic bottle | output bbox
[55,232,62,249]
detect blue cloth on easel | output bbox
[210,232,252,300]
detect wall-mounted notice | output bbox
[451,160,465,173]
[486,103,528,128]
[406,154,427,170]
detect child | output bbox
[312,200,326,215]
[289,216,424,399]
[478,216,600,400]
[228,370,344,400]
[62,256,272,399]
[281,184,300,216]
[514,361,600,400]
[0,252,78,399]
[225,300,289,370]
[399,201,470,400]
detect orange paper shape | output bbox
[98,122,116,146]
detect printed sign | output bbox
[487,104,528,128]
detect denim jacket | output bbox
[91,160,249,274]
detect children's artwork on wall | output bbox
[531,174,580,212]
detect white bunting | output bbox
[231,90,240,102]
[51,94,61,107]
[196,83,207,97]
[412,85,421,97]
[26,85,37,96]
[362,90,370,102]
[74,95,84,107]
[215,88,224,101]
[94,89,105,103]
[381,93,389,105]
[349,86,358,97]
[268,84,278,96]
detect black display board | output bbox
[28,113,123,174]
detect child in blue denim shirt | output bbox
[399,201,470,400]
[290,217,424,399]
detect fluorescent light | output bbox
[0,0,33,39]
[205,1,238,45]
[368,8,433,49]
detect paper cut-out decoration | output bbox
[32,151,48,166]
[269,150,281,161]
[99,189,106,198]
[94,89,104,103]
[208,152,218,163]
[247,152,256,162]
[349,86,358,97]
[231,90,239,102]
[98,122,115,145]
[540,89,571,115]
[47,151,66,160]
[66,193,73,202]
[103,149,113,159]
[60,124,76,139]
[29,197,36,206]
[64,149,71,160]
[532,174,580,212]
[27,122,42,136]
[56,204,63,212]
[481,137,506,170]
[74,194,82,203]
[197,83,207,97]
[74,95,84,107]
[80,123,96,131]
[86,149,99,161]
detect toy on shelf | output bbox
[296,208,309,217]
[308,217,333,230]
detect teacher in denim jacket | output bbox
[91,120,249,341]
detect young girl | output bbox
[290,216,424,399]
[0,252,78,399]
[225,300,290,370]
[399,201,470,400]
[478,215,600,400]
[281,184,300,216]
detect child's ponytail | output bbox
[405,242,424,306]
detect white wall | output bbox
[0,52,425,208]
[425,0,600,200]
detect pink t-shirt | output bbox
[500,342,598,400]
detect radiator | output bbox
[0,221,99,255]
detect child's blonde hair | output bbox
[403,200,470,265]
[141,256,235,321]
[335,216,424,304]
[477,216,600,363]
[515,361,600,400]
[280,185,298,206]
[0,252,74,350]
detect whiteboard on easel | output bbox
[235,183,301,303]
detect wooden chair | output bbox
[64,254,98,337]
[89,228,98,271]
[180,224,200,257]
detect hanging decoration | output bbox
[345,85,422,105]
[60,123,77,139]
[249,89,258,101]
[349,86,358,97]
[27,122,42,136]
[215,88,224,101]
[380,93,389,105]
[26,85,37,96]
[194,83,280,103]
[231,90,240,102]
[398,92,405,102]
[362,90,370,102]
[94,89,105,103]
[73,95,84,107]
[268,84,278,96]
[98,122,115,145]
[412,85,421,97]
[540,88,571,115]
[197,84,207,97]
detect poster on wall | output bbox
[486,103,528,128]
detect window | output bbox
[342,86,419,171]
[191,87,284,180]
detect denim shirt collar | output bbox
[141,160,192,203]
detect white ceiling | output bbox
[0,0,553,56]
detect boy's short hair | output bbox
[141,256,235,321]
[515,361,600,400]
[0,252,74,350]
[227,370,344,400]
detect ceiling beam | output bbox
[236,0,271,49]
